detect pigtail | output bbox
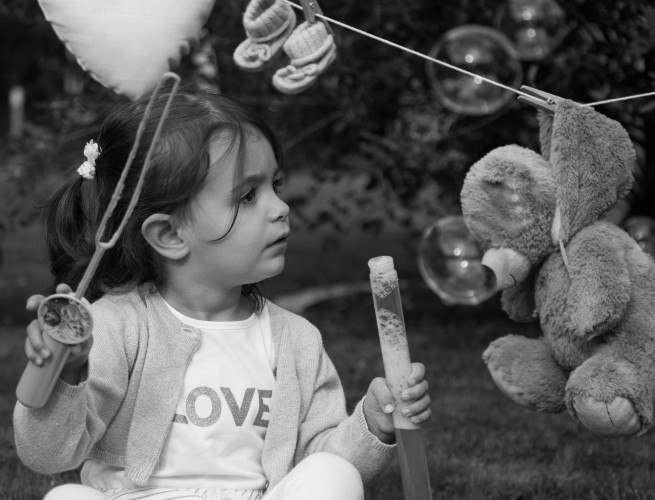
[44,173,102,299]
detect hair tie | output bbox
[77,139,102,180]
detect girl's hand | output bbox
[362,362,431,443]
[24,284,93,381]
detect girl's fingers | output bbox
[26,319,49,360]
[24,337,45,366]
[55,283,73,295]
[406,406,432,424]
[401,379,429,401]
[25,295,45,312]
[367,377,395,413]
[408,362,426,386]
[400,394,431,421]
[24,337,37,362]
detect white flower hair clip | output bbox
[76,139,102,180]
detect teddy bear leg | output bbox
[482,334,567,412]
[566,355,651,436]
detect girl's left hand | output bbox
[362,362,431,443]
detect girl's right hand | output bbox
[24,284,93,375]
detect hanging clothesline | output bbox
[284,0,655,109]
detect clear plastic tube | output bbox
[369,256,418,430]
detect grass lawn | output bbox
[2,224,655,499]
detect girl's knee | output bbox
[301,452,364,498]
[44,484,110,500]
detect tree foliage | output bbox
[1,0,654,243]
[207,0,655,235]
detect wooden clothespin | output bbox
[299,0,336,37]
[517,85,572,113]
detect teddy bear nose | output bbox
[481,247,531,290]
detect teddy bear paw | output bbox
[483,336,567,412]
[571,396,643,436]
[486,361,536,410]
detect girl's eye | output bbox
[241,188,257,204]
[273,177,284,193]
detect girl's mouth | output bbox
[269,232,290,247]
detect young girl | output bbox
[13,89,431,500]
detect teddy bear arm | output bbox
[501,273,538,323]
[568,240,631,339]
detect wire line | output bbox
[285,1,655,109]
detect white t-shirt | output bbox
[83,303,275,490]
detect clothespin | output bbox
[299,0,336,37]
[517,85,571,113]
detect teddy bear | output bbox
[460,99,655,436]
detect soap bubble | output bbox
[418,215,497,305]
[427,25,523,116]
[495,0,566,61]
[488,180,533,235]
[622,216,655,258]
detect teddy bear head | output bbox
[461,100,635,290]
[461,144,557,286]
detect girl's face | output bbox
[178,130,289,290]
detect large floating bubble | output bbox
[495,0,566,61]
[427,25,523,116]
[418,215,497,305]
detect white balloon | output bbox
[38,0,215,99]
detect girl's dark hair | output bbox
[45,88,284,311]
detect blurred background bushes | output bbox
[1,0,654,251]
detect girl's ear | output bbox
[141,214,189,260]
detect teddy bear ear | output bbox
[537,110,554,161]
[546,101,635,244]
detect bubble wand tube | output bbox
[369,256,433,500]
[15,72,180,409]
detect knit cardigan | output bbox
[13,284,395,488]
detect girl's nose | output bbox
[272,195,290,221]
